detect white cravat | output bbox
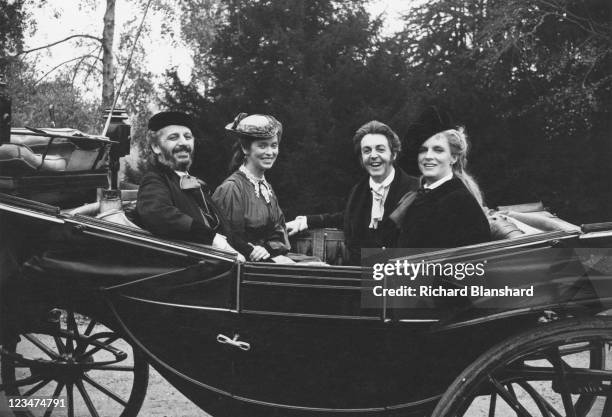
[369,168,395,229]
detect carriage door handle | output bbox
[217,333,251,351]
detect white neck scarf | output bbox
[369,167,395,229]
[239,165,272,203]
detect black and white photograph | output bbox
[1,0,611,416]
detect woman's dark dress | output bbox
[213,170,290,258]
[397,177,490,249]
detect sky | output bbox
[25,0,411,89]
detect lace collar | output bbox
[239,165,272,203]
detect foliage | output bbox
[0,0,47,74]
[6,63,100,131]
[1,0,100,133]
[0,0,26,66]
[394,0,612,222]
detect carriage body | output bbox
[1,185,611,416]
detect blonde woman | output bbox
[397,128,490,248]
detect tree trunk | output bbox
[102,0,116,108]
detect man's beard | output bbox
[158,145,193,171]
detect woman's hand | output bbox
[286,216,308,236]
[249,245,270,261]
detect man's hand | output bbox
[212,233,233,251]
[213,234,246,262]
[286,216,308,236]
[249,245,270,261]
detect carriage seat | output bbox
[65,190,143,230]
[0,128,109,174]
[0,143,67,172]
[488,202,580,240]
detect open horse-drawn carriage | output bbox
[0,112,611,417]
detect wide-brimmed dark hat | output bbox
[225,113,282,141]
[406,105,454,147]
[148,111,195,132]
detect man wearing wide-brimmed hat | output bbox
[136,111,243,259]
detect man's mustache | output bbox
[173,145,193,154]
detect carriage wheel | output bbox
[0,309,149,417]
[431,317,612,417]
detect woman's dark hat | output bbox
[225,113,282,140]
[148,111,195,132]
[406,105,454,146]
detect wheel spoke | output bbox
[23,334,61,359]
[76,380,100,417]
[66,311,79,354]
[84,319,97,336]
[81,335,120,359]
[488,392,497,417]
[603,396,612,417]
[518,381,560,417]
[507,383,518,401]
[43,382,65,417]
[0,374,44,390]
[54,336,66,355]
[67,383,74,417]
[82,374,128,407]
[547,347,577,417]
[23,378,52,397]
[77,319,98,356]
[488,375,534,417]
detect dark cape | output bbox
[397,177,490,249]
[307,168,420,265]
[136,163,234,246]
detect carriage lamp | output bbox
[101,108,131,190]
[0,80,11,144]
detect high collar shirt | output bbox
[423,172,454,190]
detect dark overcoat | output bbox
[136,163,233,246]
[307,168,420,265]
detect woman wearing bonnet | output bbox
[213,113,291,262]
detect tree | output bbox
[101,0,115,107]
[0,0,27,74]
